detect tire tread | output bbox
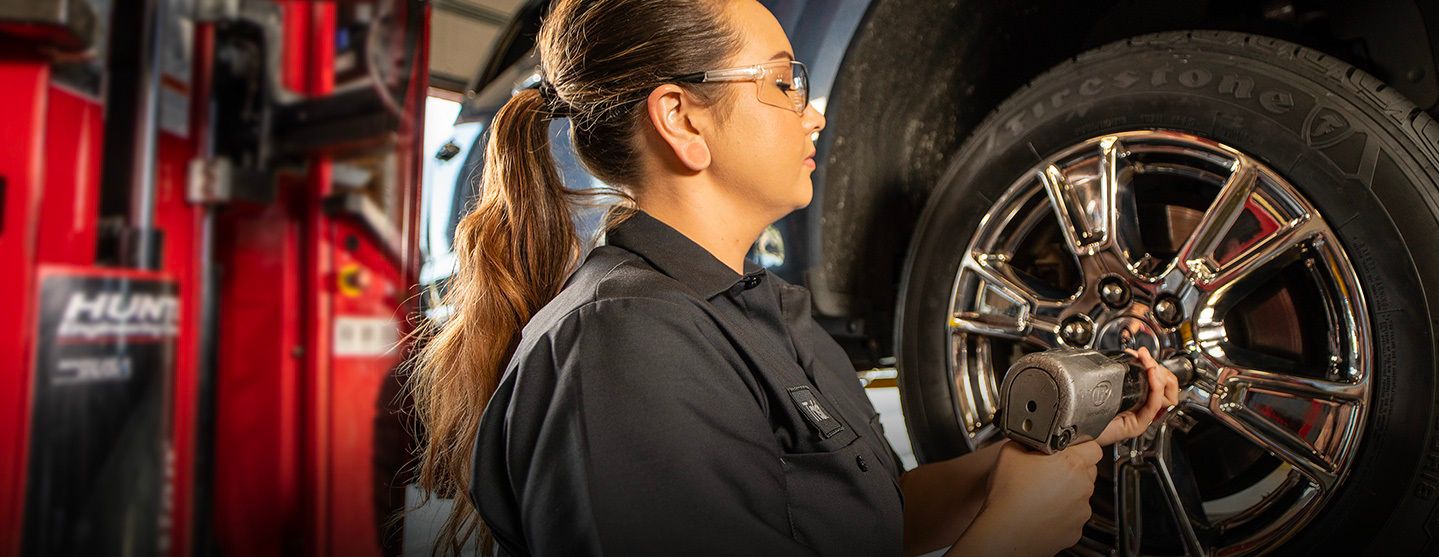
[975,30,1439,228]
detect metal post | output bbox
[127,0,168,269]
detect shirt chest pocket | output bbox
[779,430,903,557]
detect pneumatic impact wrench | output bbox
[997,349,1194,454]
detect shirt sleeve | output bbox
[504,297,817,556]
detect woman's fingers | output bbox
[1136,348,1181,421]
[1146,366,1169,421]
[1134,346,1160,368]
[1097,407,1148,446]
[1072,440,1103,464]
[1117,346,1181,428]
[1098,347,1187,444]
[1163,366,1179,408]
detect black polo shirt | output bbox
[471,209,904,557]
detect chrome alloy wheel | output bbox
[945,131,1371,555]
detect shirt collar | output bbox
[603,208,766,299]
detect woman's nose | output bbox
[805,104,826,134]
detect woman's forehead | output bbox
[726,1,794,64]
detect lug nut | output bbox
[1154,295,1184,327]
[1099,277,1130,308]
[1060,316,1094,346]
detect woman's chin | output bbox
[794,188,814,210]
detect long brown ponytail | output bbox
[407,0,743,554]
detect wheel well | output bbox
[815,0,1439,366]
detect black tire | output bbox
[896,31,1439,554]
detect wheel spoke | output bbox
[953,251,1064,348]
[1152,426,1213,555]
[1114,446,1145,557]
[1177,161,1259,276]
[951,334,1004,432]
[972,335,1001,422]
[1103,138,1147,269]
[1207,365,1361,491]
[1179,158,1319,293]
[1209,404,1339,491]
[1039,163,1087,253]
[951,334,983,432]
[1205,219,1322,306]
[1039,137,1142,264]
[1225,366,1365,403]
[1114,427,1213,557]
[949,313,1060,349]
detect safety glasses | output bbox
[671,59,810,114]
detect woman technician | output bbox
[410,1,1180,555]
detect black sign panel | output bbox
[22,268,178,557]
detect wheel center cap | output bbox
[1095,316,1161,355]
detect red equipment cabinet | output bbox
[0,1,429,555]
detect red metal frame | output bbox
[209,2,428,555]
[164,21,217,557]
[3,1,428,555]
[151,86,202,557]
[0,57,52,557]
[0,62,113,556]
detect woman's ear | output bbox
[645,84,712,172]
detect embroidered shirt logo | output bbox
[787,386,845,438]
[800,398,831,421]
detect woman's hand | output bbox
[947,440,1102,556]
[1095,346,1181,446]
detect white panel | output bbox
[333,316,400,357]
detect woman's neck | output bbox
[635,192,766,275]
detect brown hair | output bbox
[407,0,743,554]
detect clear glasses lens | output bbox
[790,61,809,112]
[754,61,809,114]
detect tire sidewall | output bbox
[897,33,1439,553]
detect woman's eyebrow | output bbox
[769,51,794,61]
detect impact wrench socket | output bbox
[997,348,1194,454]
